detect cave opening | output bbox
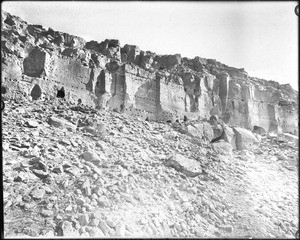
[57,87,65,98]
[1,86,7,94]
[31,84,42,100]
[253,125,266,135]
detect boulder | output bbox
[233,127,260,150]
[164,154,202,177]
[186,122,214,142]
[223,125,236,149]
[79,151,101,164]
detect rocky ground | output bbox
[2,98,299,238]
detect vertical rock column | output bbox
[217,72,229,114]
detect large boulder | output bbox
[186,122,214,142]
[223,125,236,149]
[164,154,202,177]
[233,127,260,150]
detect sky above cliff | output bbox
[2,1,298,90]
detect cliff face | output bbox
[1,11,298,135]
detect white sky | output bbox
[2,1,298,90]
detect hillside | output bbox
[2,97,299,238]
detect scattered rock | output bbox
[29,187,46,200]
[40,209,53,217]
[25,120,39,128]
[48,116,77,131]
[164,154,202,177]
[233,127,260,150]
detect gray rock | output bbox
[80,151,101,164]
[52,165,64,174]
[30,187,46,200]
[58,220,78,236]
[98,219,110,236]
[26,120,39,128]
[40,209,53,217]
[164,154,202,177]
[78,213,90,226]
[87,226,105,237]
[89,218,99,227]
[48,116,77,131]
[115,222,126,237]
[233,127,260,150]
[32,169,49,179]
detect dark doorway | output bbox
[31,84,42,100]
[253,125,266,135]
[57,87,65,98]
[1,86,7,94]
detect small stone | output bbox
[65,204,73,212]
[217,224,233,232]
[58,220,78,236]
[174,222,182,231]
[168,201,175,211]
[89,218,100,227]
[80,151,101,164]
[115,222,126,237]
[98,219,110,236]
[22,194,31,202]
[106,219,117,228]
[56,215,63,220]
[42,186,53,194]
[121,193,134,203]
[30,187,46,200]
[78,214,90,226]
[32,169,49,179]
[40,209,53,217]
[3,142,10,151]
[97,196,110,207]
[43,230,55,237]
[26,120,39,128]
[14,172,29,182]
[87,226,105,237]
[52,166,64,174]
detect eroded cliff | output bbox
[1,11,298,134]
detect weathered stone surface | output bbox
[233,127,260,150]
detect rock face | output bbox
[1,11,298,135]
